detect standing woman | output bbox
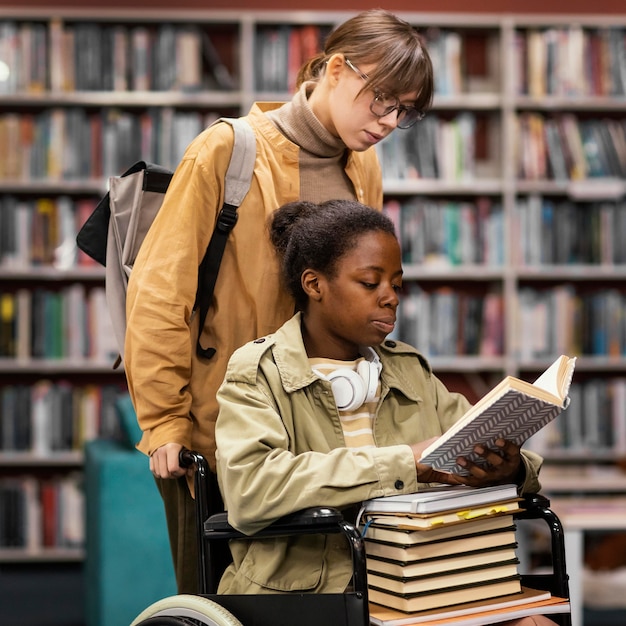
[124,8,434,593]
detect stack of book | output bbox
[360,484,571,625]
[361,484,523,614]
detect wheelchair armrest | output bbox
[515,492,570,600]
[204,506,345,538]
[516,493,552,521]
[181,450,368,599]
[203,505,368,602]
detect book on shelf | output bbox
[286,24,322,92]
[40,479,58,548]
[201,31,236,90]
[419,354,576,474]
[255,26,290,91]
[361,483,519,515]
[0,479,25,548]
[0,292,15,358]
[368,559,520,596]
[363,511,515,544]
[364,526,517,563]
[367,544,519,580]
[368,574,522,614]
[0,474,84,550]
[111,25,129,92]
[369,586,569,626]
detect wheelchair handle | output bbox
[179,447,201,469]
[177,448,215,593]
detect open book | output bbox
[419,355,576,475]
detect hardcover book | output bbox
[419,354,576,474]
[368,575,522,613]
[368,586,569,626]
[367,559,520,595]
[360,500,521,530]
[361,483,519,515]
[364,527,517,563]
[363,512,515,545]
[366,545,519,579]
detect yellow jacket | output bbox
[124,102,383,469]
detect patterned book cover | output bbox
[419,355,576,475]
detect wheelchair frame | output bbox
[131,450,571,626]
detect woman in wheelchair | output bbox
[213,199,557,625]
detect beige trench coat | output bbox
[215,313,544,594]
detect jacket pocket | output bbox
[241,535,325,592]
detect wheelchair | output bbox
[130,450,572,626]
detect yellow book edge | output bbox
[363,499,522,525]
[363,510,515,538]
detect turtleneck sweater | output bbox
[265,82,356,202]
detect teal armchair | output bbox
[84,394,176,626]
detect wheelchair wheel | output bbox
[130,594,244,626]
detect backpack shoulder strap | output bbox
[195,117,256,360]
[220,117,256,207]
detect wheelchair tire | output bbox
[130,594,244,626]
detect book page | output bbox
[532,355,576,400]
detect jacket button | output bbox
[394,480,404,490]
[253,338,265,343]
[385,340,396,348]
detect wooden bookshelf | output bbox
[0,9,625,624]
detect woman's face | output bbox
[309,230,403,359]
[324,60,419,152]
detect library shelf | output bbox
[0,8,625,596]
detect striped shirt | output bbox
[309,357,380,449]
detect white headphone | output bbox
[313,347,382,412]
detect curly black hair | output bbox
[268,199,397,310]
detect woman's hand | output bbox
[410,438,469,486]
[409,437,523,488]
[150,442,188,479]
[455,438,523,487]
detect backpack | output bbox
[76,117,256,367]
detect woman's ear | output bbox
[301,269,323,302]
[325,53,346,85]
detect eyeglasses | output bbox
[344,59,424,130]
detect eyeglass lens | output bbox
[346,59,422,129]
[371,94,421,129]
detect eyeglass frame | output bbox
[344,58,425,130]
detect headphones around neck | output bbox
[313,347,382,412]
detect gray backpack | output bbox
[76,117,256,367]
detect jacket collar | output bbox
[248,102,301,157]
[270,313,426,403]
[271,313,319,393]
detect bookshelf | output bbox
[0,9,249,566]
[506,18,626,473]
[379,15,626,464]
[0,6,625,624]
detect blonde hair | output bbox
[296,9,434,114]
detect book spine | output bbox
[0,381,123,454]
